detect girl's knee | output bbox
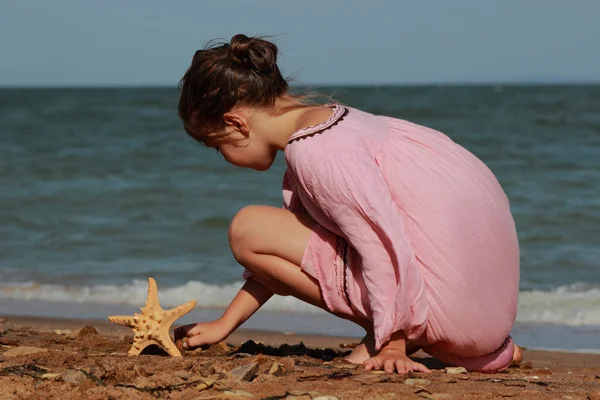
[228,205,262,264]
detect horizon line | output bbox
[1,80,600,89]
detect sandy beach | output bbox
[1,315,599,399]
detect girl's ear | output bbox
[223,111,251,137]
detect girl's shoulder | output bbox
[287,103,349,143]
[285,103,390,160]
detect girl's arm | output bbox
[221,279,274,332]
[175,279,273,349]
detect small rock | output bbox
[222,390,255,398]
[269,362,285,376]
[75,325,98,341]
[561,396,574,400]
[519,390,541,396]
[414,389,432,400]
[519,361,533,369]
[54,329,72,336]
[174,370,191,380]
[445,367,467,374]
[286,396,311,400]
[228,362,259,382]
[442,378,457,383]
[200,362,216,376]
[588,391,600,400]
[503,381,526,388]
[196,379,215,391]
[252,353,270,364]
[404,378,432,386]
[62,369,87,385]
[232,352,253,358]
[255,374,275,383]
[3,346,48,357]
[370,370,388,374]
[533,368,552,375]
[349,374,391,385]
[41,373,61,380]
[281,357,295,371]
[66,329,81,339]
[298,371,325,381]
[0,337,18,346]
[333,363,358,370]
[287,390,322,397]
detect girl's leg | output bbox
[229,205,368,326]
[228,205,375,361]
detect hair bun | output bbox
[227,34,278,74]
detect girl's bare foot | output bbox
[344,334,422,364]
[511,344,523,366]
[343,334,377,364]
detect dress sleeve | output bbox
[305,151,419,350]
[282,168,303,212]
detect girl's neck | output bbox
[266,97,335,151]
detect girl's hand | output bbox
[174,319,231,350]
[363,348,431,374]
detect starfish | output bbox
[108,277,196,357]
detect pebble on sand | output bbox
[76,325,99,341]
[221,390,256,398]
[228,362,259,382]
[404,378,432,386]
[445,367,468,374]
[3,346,48,357]
[61,370,88,385]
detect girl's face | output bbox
[205,108,280,171]
[208,129,277,171]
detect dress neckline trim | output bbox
[287,103,347,143]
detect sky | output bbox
[1,0,599,86]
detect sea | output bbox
[1,85,599,352]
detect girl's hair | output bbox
[178,34,291,144]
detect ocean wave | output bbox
[1,280,599,325]
[517,283,600,325]
[0,279,319,314]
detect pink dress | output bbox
[247,104,520,372]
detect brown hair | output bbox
[178,34,291,144]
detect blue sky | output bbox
[1,1,599,86]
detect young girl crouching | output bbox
[174,34,521,374]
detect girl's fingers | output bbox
[364,356,430,375]
[174,324,195,339]
[183,334,207,350]
[395,359,408,374]
[383,359,395,373]
[413,362,431,373]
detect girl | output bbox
[174,34,521,374]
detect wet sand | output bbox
[1,315,599,399]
